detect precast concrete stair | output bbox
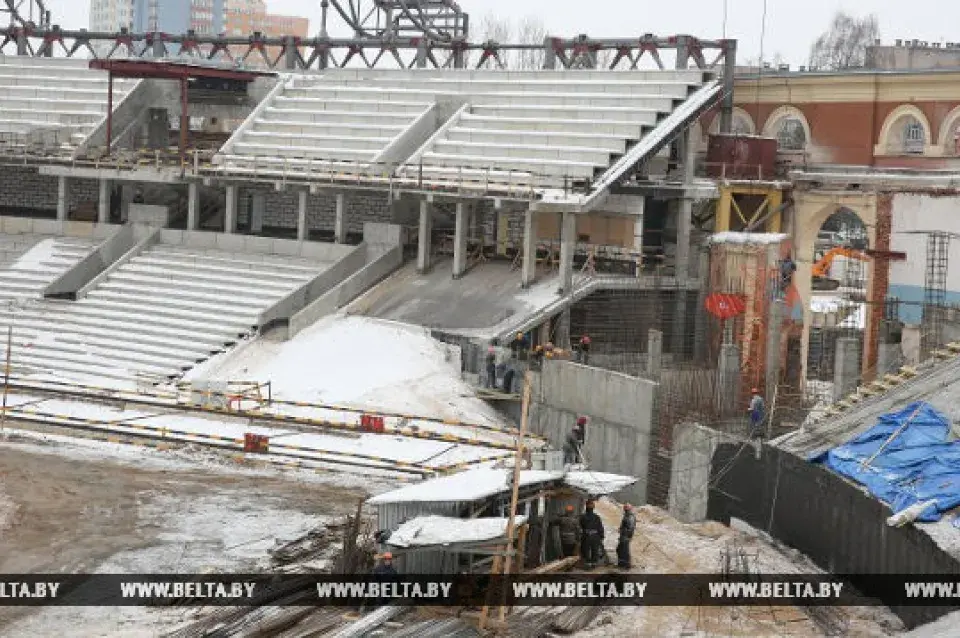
[0,235,99,301]
[0,57,138,152]
[216,68,708,190]
[0,243,326,384]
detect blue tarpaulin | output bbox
[810,402,960,523]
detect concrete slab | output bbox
[347,258,562,333]
[181,231,217,249]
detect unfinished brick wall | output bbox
[0,166,59,212]
[68,178,99,212]
[239,187,394,233]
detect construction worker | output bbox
[579,500,605,569]
[616,504,636,569]
[564,423,584,465]
[557,504,581,558]
[372,552,398,577]
[748,387,766,440]
[577,335,592,365]
[510,332,528,360]
[485,346,497,388]
[531,344,545,370]
[503,362,516,394]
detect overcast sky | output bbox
[40,0,954,67]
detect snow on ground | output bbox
[186,314,512,428]
[3,391,510,470]
[8,237,59,270]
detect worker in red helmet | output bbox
[578,334,592,365]
[748,387,766,440]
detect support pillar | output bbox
[97,178,110,224]
[56,176,67,221]
[224,185,237,234]
[452,202,469,279]
[765,299,784,414]
[297,190,308,241]
[186,182,199,230]
[833,337,861,402]
[558,211,576,294]
[646,329,663,381]
[717,343,741,418]
[250,192,265,234]
[766,189,784,234]
[693,247,710,363]
[716,188,733,232]
[334,193,346,243]
[417,200,432,273]
[521,208,536,288]
[633,217,644,277]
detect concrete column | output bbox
[297,190,308,241]
[224,185,238,234]
[250,192,265,234]
[693,247,710,364]
[97,178,110,224]
[417,199,432,273]
[833,337,861,402]
[717,343,740,417]
[452,202,469,279]
[186,182,199,230]
[633,217,644,277]
[56,176,68,221]
[558,211,576,294]
[521,208,536,288]
[334,193,346,243]
[765,299,784,411]
[646,329,663,381]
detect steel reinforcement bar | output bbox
[6,375,546,443]
[2,404,437,477]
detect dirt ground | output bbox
[0,436,369,633]
[580,501,902,637]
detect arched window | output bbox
[776,118,807,151]
[902,117,926,154]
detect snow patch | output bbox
[388,515,527,548]
[709,232,788,245]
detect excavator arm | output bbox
[812,247,870,290]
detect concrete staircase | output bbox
[0,235,99,301]
[0,243,328,384]
[0,57,139,153]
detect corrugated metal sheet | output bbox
[707,442,960,630]
[377,501,460,574]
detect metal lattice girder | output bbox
[330,0,468,41]
[2,0,49,28]
[0,26,735,72]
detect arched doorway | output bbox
[806,208,871,404]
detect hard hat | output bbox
[488,346,495,353]
[517,332,524,338]
[624,503,633,511]
[751,387,759,394]
[382,552,393,560]
[586,499,595,507]
[576,416,587,425]
[565,504,574,512]
[545,342,554,349]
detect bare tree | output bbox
[515,15,546,70]
[808,12,879,70]
[473,12,513,68]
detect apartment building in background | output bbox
[131,0,225,35]
[225,0,309,65]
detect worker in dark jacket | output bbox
[616,504,636,569]
[579,500,605,568]
[369,552,399,607]
[577,335,592,365]
[509,332,527,360]
[485,347,497,388]
[557,504,580,558]
[563,425,583,465]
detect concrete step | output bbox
[420,151,598,179]
[37,304,245,346]
[7,342,176,377]
[77,295,254,325]
[105,271,286,302]
[129,257,312,286]
[447,128,628,153]
[432,139,613,165]
[10,318,218,361]
[232,141,378,163]
[85,288,264,322]
[95,280,278,309]
[5,350,148,383]
[33,309,241,345]
[146,245,325,273]
[260,108,414,127]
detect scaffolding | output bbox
[921,231,951,359]
[714,183,788,233]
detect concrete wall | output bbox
[0,216,118,239]
[236,187,393,235]
[156,229,355,261]
[667,423,740,523]
[528,360,656,504]
[0,167,98,216]
[257,243,368,330]
[889,193,960,324]
[288,245,403,338]
[44,224,135,298]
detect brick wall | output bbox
[241,187,394,233]
[68,178,99,211]
[0,166,59,212]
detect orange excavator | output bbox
[812,247,870,291]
